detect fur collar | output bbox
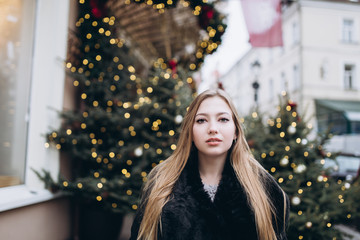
[161,152,259,240]
[130,151,289,240]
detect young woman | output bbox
[130,89,289,240]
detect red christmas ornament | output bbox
[287,101,297,108]
[168,59,177,71]
[205,6,214,19]
[199,5,215,29]
[90,0,108,19]
[168,59,177,75]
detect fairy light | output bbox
[42,0,228,215]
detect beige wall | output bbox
[0,198,72,240]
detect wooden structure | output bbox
[108,0,201,69]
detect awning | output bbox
[315,99,360,134]
[315,99,360,113]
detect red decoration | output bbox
[90,0,108,19]
[168,59,177,70]
[287,102,297,108]
[199,5,214,29]
[168,59,177,75]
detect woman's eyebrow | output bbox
[195,112,231,117]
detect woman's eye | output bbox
[196,119,206,124]
[219,118,229,122]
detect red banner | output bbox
[241,0,283,47]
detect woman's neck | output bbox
[198,153,226,186]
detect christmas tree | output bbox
[139,59,194,173]
[342,176,360,231]
[36,0,195,216]
[244,95,354,239]
[37,0,147,214]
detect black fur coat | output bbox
[130,156,289,240]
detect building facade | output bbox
[221,0,360,142]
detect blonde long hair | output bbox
[137,89,279,240]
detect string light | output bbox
[37,0,264,221]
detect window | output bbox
[320,59,329,80]
[342,19,354,43]
[281,72,287,93]
[293,64,300,90]
[0,1,36,188]
[0,0,69,212]
[344,64,356,90]
[269,78,274,100]
[292,21,299,45]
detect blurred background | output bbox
[0,0,360,239]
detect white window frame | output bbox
[0,0,35,188]
[0,0,70,212]
[269,78,274,101]
[280,72,287,93]
[293,64,300,90]
[341,18,356,44]
[292,21,299,45]
[344,64,356,90]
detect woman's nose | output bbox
[208,122,218,134]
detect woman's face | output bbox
[192,96,236,159]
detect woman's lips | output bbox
[206,138,222,146]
